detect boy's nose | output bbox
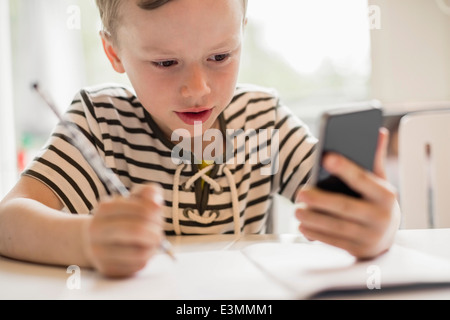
[181,65,211,99]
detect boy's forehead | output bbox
[119,0,245,26]
[117,0,245,49]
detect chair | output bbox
[398,109,450,228]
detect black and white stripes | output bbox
[23,83,317,235]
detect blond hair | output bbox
[96,0,248,41]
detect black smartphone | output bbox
[310,102,383,198]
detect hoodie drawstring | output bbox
[172,163,241,236]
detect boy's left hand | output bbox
[295,128,401,259]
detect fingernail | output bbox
[294,202,307,210]
[296,190,307,203]
[324,153,339,170]
[153,192,164,206]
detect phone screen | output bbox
[311,105,383,198]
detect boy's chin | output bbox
[175,119,220,136]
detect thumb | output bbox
[373,127,389,180]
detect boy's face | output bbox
[104,0,245,139]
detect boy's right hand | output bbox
[82,184,165,278]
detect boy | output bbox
[0,0,400,278]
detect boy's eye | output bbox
[153,60,178,68]
[209,54,230,62]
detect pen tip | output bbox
[32,82,39,91]
[168,250,177,261]
[161,239,176,261]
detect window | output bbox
[240,0,371,135]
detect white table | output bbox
[1,229,450,300]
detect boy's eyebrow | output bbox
[140,46,177,56]
[209,36,241,51]
[141,36,241,55]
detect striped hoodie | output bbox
[24,83,317,235]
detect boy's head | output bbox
[95,0,248,139]
[96,0,248,45]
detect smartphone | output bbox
[310,102,383,198]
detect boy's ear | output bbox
[100,32,126,74]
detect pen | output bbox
[32,83,176,261]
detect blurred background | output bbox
[1,0,450,229]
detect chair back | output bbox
[398,110,450,228]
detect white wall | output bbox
[0,0,17,198]
[369,0,450,107]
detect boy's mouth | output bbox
[175,108,213,125]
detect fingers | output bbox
[294,146,398,259]
[296,187,380,225]
[297,219,378,259]
[89,219,163,248]
[295,188,387,254]
[87,183,166,278]
[95,183,164,222]
[295,198,393,259]
[92,244,159,278]
[321,153,396,205]
[130,183,165,206]
[94,198,161,222]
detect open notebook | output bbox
[60,242,450,300]
[241,242,450,299]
